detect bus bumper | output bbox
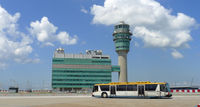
[165,93,172,97]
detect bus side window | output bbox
[93,86,98,92]
[145,84,157,91]
[127,85,137,91]
[117,85,126,91]
[100,85,109,91]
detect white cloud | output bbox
[91,0,196,58]
[81,8,88,14]
[29,17,57,42]
[57,32,78,45]
[45,42,55,47]
[0,6,39,68]
[0,30,36,66]
[0,6,20,35]
[134,41,140,47]
[29,17,78,46]
[171,50,183,59]
[15,58,40,64]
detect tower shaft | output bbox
[118,51,128,82]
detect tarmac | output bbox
[0,95,199,107]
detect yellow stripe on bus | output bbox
[95,81,166,86]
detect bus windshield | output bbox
[93,86,98,92]
[160,84,169,92]
[166,83,171,92]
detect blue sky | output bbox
[0,0,199,89]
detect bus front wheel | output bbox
[101,92,108,98]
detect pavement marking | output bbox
[173,96,200,98]
[0,95,199,99]
[0,96,91,99]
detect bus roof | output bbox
[95,81,167,86]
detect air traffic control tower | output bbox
[113,21,132,82]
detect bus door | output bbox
[138,85,145,96]
[110,85,116,95]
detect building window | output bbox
[53,59,64,62]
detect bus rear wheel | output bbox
[101,92,108,98]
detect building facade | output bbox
[52,48,120,92]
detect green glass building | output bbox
[52,48,120,92]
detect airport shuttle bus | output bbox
[92,81,172,98]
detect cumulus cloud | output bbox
[171,50,183,59]
[0,6,39,68]
[29,17,78,46]
[0,6,20,35]
[57,32,78,45]
[134,42,140,47]
[29,17,57,42]
[91,0,196,58]
[0,34,33,61]
[15,58,40,64]
[81,7,88,14]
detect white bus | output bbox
[92,81,172,98]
